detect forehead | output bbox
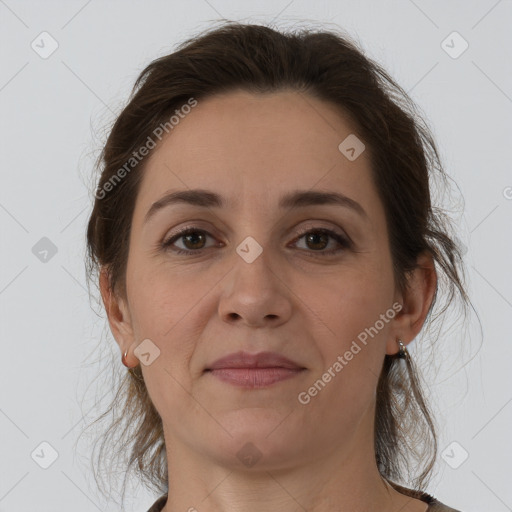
[134,90,383,223]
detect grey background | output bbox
[1,1,511,511]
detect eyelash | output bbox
[161,226,352,257]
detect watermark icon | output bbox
[441,441,469,469]
[236,236,263,263]
[503,186,512,200]
[441,31,469,59]
[31,441,59,469]
[31,31,59,59]
[95,97,198,200]
[236,442,263,468]
[134,338,161,366]
[338,134,365,161]
[298,301,403,405]
[32,236,58,263]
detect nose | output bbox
[218,246,292,328]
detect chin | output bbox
[199,421,305,470]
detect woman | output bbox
[85,22,471,512]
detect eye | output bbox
[161,226,352,256]
[290,227,351,256]
[162,227,219,255]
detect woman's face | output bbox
[111,90,407,469]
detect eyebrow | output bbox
[144,188,368,224]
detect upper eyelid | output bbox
[164,221,347,238]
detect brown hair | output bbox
[83,21,473,504]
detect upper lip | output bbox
[205,351,305,371]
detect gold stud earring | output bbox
[121,348,138,368]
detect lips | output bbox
[205,350,304,371]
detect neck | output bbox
[160,403,419,512]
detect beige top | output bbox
[146,486,462,511]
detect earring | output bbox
[397,339,408,359]
[121,349,138,369]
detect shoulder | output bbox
[146,493,168,512]
[386,481,463,512]
[427,498,463,512]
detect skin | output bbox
[100,90,437,512]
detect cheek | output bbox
[131,269,203,417]
[302,269,392,394]
[126,257,200,337]
[306,269,390,338]
[124,275,197,407]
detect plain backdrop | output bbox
[1,1,511,511]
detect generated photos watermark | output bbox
[298,301,403,405]
[95,97,198,200]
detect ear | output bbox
[99,267,136,359]
[386,251,437,356]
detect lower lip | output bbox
[205,368,305,388]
